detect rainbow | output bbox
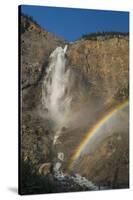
[68,100,128,170]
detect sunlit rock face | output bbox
[21,15,129,193]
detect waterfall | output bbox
[41,45,99,191]
[53,160,98,190]
[42,45,72,125]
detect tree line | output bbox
[81,31,129,41]
[21,12,40,28]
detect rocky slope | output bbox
[21,14,65,89]
[67,37,128,105]
[20,15,129,193]
[73,130,129,189]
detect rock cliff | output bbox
[20,15,129,193]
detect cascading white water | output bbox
[42,45,72,125]
[41,45,99,190]
[53,160,98,190]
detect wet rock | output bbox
[38,162,52,175]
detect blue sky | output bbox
[21,5,129,42]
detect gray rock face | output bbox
[21,15,65,89]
